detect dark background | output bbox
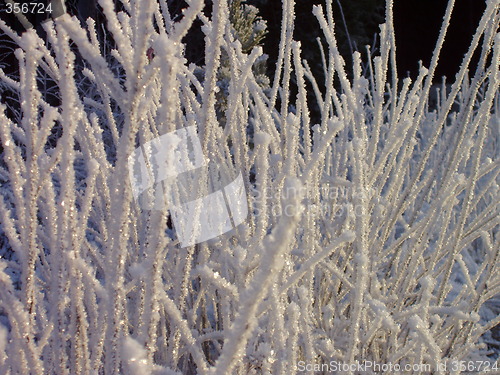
[0,0,488,134]
[175,0,488,82]
[0,0,488,85]
[251,0,486,81]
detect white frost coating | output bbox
[128,126,206,201]
[223,173,248,225]
[0,323,7,361]
[128,125,247,246]
[0,0,498,374]
[128,146,154,201]
[145,132,184,182]
[170,190,232,247]
[212,178,304,375]
[122,337,152,375]
[409,316,442,365]
[254,132,272,146]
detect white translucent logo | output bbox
[128,126,247,247]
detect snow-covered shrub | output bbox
[215,0,270,124]
[0,0,498,374]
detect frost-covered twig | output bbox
[0,0,498,374]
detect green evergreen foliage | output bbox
[216,0,270,123]
[229,0,268,54]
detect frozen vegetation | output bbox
[0,0,498,374]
